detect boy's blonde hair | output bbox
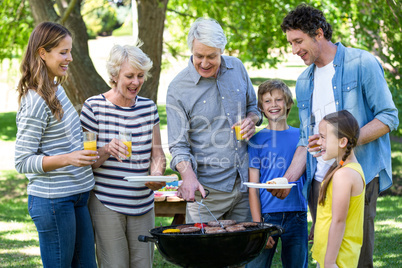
[257,79,294,117]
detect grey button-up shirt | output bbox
[166,55,261,192]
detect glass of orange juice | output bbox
[83,132,97,155]
[308,124,319,155]
[235,114,245,141]
[234,124,245,141]
[119,132,132,159]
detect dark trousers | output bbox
[357,177,379,268]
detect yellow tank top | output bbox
[312,162,365,268]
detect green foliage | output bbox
[0,0,400,132]
[0,112,17,141]
[166,0,354,68]
[81,0,121,38]
[157,105,167,130]
[166,0,401,133]
[0,0,34,60]
[344,0,401,135]
[112,7,133,37]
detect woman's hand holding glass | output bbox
[67,150,99,167]
[107,138,131,162]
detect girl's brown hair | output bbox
[318,110,360,205]
[17,22,72,121]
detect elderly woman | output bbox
[80,43,166,268]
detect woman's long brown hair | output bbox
[17,22,72,121]
[318,110,360,205]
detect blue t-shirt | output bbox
[248,126,307,213]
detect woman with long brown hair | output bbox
[15,22,97,267]
[312,110,365,268]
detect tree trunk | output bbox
[28,0,108,111]
[137,0,168,104]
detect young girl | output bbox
[15,22,97,267]
[312,110,365,268]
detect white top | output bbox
[312,61,336,182]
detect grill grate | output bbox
[153,222,272,236]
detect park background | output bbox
[0,0,401,267]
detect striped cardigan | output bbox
[15,86,94,198]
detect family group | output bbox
[14,3,398,268]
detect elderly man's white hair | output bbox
[187,18,227,54]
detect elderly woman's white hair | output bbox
[187,18,227,54]
[106,42,153,87]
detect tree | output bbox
[1,0,168,111]
[137,0,168,103]
[0,0,33,60]
[1,0,401,132]
[165,0,401,132]
[344,0,402,134]
[10,0,109,110]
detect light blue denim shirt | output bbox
[166,55,261,192]
[296,42,399,196]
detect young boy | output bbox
[245,80,308,268]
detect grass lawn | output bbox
[0,170,401,267]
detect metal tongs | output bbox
[194,189,224,233]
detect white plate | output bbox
[124,176,179,182]
[243,182,296,189]
[154,191,178,197]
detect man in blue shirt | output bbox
[166,18,261,223]
[276,4,399,267]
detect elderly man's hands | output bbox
[176,161,206,201]
[177,172,206,201]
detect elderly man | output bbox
[277,4,399,268]
[166,18,261,223]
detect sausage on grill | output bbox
[180,226,201,233]
[226,225,246,232]
[239,222,259,228]
[208,219,237,227]
[204,227,227,234]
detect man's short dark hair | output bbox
[281,4,333,41]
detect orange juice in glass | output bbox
[83,132,97,156]
[123,141,132,158]
[235,125,244,141]
[308,125,319,155]
[119,132,132,159]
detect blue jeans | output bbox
[28,192,97,268]
[246,211,308,268]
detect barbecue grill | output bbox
[138,222,284,268]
